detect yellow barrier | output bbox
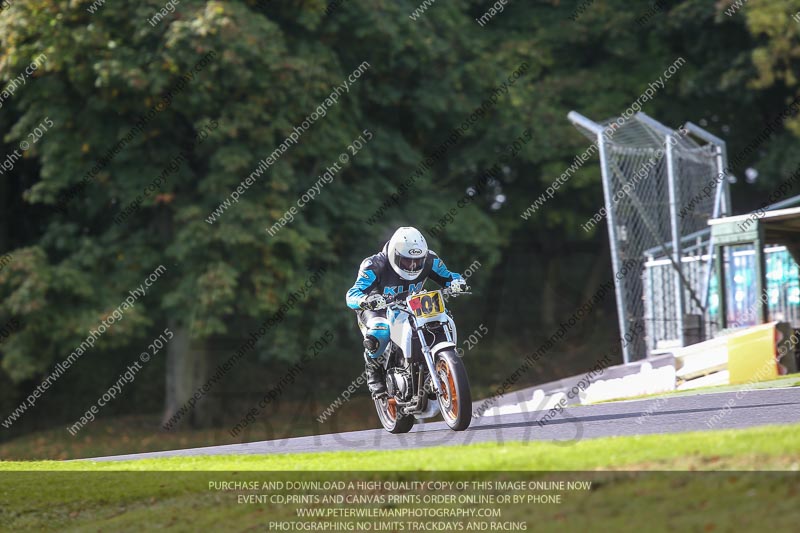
[727,322,782,385]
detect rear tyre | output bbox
[374,396,415,433]
[434,349,472,431]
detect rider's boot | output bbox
[363,336,386,396]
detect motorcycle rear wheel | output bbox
[435,349,472,431]
[374,396,415,434]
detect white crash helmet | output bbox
[387,227,428,280]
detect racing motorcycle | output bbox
[372,287,472,433]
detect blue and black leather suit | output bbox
[346,243,463,359]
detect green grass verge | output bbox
[1,424,800,532]
[6,375,794,462]
[2,422,799,472]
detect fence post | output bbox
[597,129,633,363]
[665,133,686,346]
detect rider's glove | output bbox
[360,293,387,311]
[449,278,468,294]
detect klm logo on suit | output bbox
[383,282,423,296]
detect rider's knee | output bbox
[365,317,390,357]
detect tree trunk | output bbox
[161,320,211,429]
[540,259,560,328]
[0,174,9,252]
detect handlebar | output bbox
[381,287,471,308]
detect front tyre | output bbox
[435,350,472,431]
[374,396,415,434]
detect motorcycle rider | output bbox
[346,227,467,395]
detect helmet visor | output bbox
[395,251,424,274]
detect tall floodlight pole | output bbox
[567,111,633,363]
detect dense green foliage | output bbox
[1,0,799,434]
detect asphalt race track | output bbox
[88,387,800,461]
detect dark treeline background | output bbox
[1,0,800,440]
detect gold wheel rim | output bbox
[436,359,458,420]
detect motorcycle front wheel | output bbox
[374,396,415,434]
[435,349,472,431]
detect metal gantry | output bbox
[568,111,729,361]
